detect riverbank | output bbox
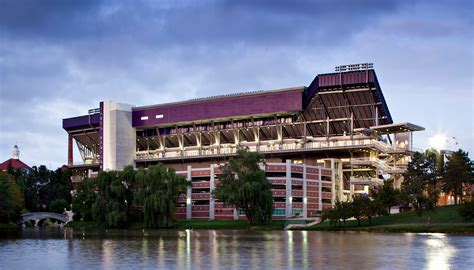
[66,219,288,231]
[0,222,19,231]
[303,205,474,234]
[52,205,474,234]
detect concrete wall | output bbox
[102,101,135,171]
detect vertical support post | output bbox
[350,112,354,140]
[67,134,73,166]
[375,106,379,126]
[286,159,292,218]
[209,165,215,220]
[303,121,307,147]
[326,117,330,142]
[318,168,322,211]
[303,164,307,219]
[186,165,192,220]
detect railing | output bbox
[351,157,406,174]
[71,161,99,166]
[135,138,410,161]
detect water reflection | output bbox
[425,233,457,269]
[0,228,472,269]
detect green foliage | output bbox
[401,150,442,217]
[458,200,474,223]
[135,164,189,228]
[23,165,72,212]
[49,199,68,214]
[0,172,22,223]
[70,164,187,228]
[71,178,97,221]
[321,195,386,227]
[213,149,273,225]
[443,149,474,204]
[370,179,400,214]
[91,171,130,228]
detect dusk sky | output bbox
[0,0,472,168]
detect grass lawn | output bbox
[305,205,474,234]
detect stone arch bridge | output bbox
[20,212,71,226]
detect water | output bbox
[0,228,473,269]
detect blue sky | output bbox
[0,0,473,168]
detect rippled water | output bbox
[0,228,473,269]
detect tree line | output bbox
[1,165,72,224]
[72,150,274,228]
[321,149,474,227]
[2,148,472,227]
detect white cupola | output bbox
[12,145,19,160]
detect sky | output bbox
[0,0,473,168]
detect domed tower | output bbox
[12,145,19,160]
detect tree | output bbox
[49,199,68,214]
[424,150,442,217]
[135,164,189,228]
[370,179,400,214]
[71,178,97,221]
[443,149,474,204]
[320,208,338,227]
[23,165,72,212]
[0,172,23,223]
[401,150,443,217]
[213,149,273,225]
[91,171,129,228]
[351,195,367,226]
[458,199,474,223]
[332,200,352,226]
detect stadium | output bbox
[62,63,424,220]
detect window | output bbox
[292,209,303,216]
[272,209,286,216]
[140,116,149,120]
[156,114,164,119]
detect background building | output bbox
[0,145,31,171]
[62,64,424,219]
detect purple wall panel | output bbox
[317,70,375,88]
[62,113,100,130]
[99,102,103,170]
[132,90,302,127]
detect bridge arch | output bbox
[20,212,71,226]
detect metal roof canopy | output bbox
[369,122,425,134]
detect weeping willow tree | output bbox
[213,149,273,225]
[91,171,129,228]
[135,164,188,228]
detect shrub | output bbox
[459,200,474,223]
[49,199,68,214]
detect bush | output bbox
[459,200,474,223]
[49,199,68,213]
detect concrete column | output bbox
[233,208,239,220]
[303,164,307,219]
[375,106,379,126]
[326,117,330,141]
[186,165,192,220]
[286,159,292,218]
[318,168,322,211]
[209,164,215,220]
[67,134,73,166]
[350,183,355,201]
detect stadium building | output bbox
[62,64,424,219]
